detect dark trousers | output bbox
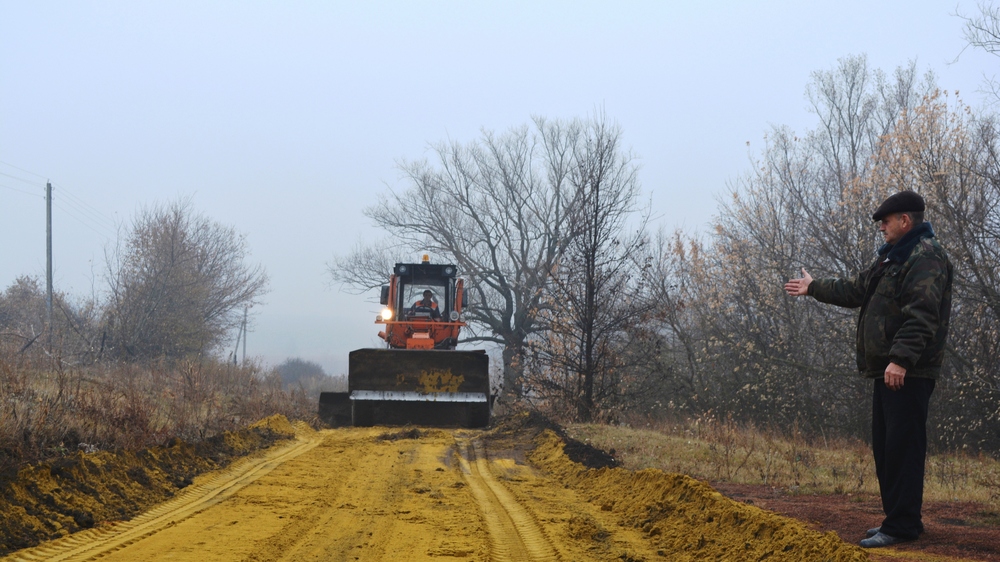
[872,377,935,539]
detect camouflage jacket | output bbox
[808,222,953,379]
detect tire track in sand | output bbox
[3,433,322,562]
[265,433,412,561]
[458,439,559,562]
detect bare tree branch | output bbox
[104,199,269,361]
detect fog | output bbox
[1,1,993,375]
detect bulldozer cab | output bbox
[374,261,466,351]
[381,262,462,328]
[402,284,444,319]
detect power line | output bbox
[0,161,117,237]
[53,196,117,232]
[55,199,118,236]
[0,170,45,187]
[52,200,116,239]
[52,182,117,228]
[0,183,44,198]
[1,164,117,229]
[0,160,48,179]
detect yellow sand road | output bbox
[4,427,664,562]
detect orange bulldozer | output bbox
[319,256,490,427]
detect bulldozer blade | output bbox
[318,392,351,427]
[348,349,490,428]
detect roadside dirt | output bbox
[0,415,297,557]
[715,482,1000,562]
[0,412,985,561]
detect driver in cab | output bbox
[411,290,441,320]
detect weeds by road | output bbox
[567,417,1000,512]
[0,343,314,478]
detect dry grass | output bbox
[0,342,315,476]
[567,417,1000,512]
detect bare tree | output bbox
[640,57,932,436]
[525,117,649,421]
[104,199,269,361]
[331,117,589,400]
[963,1,1000,52]
[327,240,403,294]
[0,276,55,349]
[960,1,1000,100]
[0,276,101,361]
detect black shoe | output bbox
[867,525,923,538]
[860,532,914,548]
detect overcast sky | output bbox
[1,1,995,375]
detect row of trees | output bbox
[655,56,1000,451]
[333,54,1000,451]
[0,200,268,364]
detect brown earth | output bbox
[0,412,987,561]
[715,482,1000,562]
[0,415,298,556]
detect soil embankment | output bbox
[0,415,297,556]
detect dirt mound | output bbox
[248,414,297,437]
[487,411,619,469]
[0,415,298,556]
[489,409,564,435]
[529,429,868,561]
[377,427,426,441]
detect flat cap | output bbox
[872,190,925,221]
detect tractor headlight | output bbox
[381,308,393,321]
[449,310,459,321]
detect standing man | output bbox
[784,190,953,548]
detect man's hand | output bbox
[885,362,906,391]
[784,268,813,297]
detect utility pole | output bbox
[46,181,53,347]
[241,306,248,364]
[231,324,241,365]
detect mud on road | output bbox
[3,414,872,561]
